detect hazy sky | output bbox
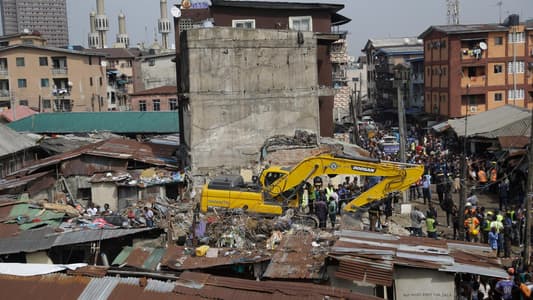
[60,0,533,56]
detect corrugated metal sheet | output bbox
[0,123,36,157]
[263,230,325,280]
[448,105,531,138]
[335,255,394,287]
[0,271,376,300]
[112,246,134,265]
[330,229,505,285]
[498,135,529,149]
[0,227,154,255]
[8,111,180,134]
[163,245,268,270]
[8,138,178,177]
[178,271,376,300]
[0,274,89,300]
[145,278,177,293]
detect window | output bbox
[508,61,525,74]
[495,36,503,45]
[139,100,146,111]
[494,93,502,101]
[494,64,503,74]
[153,99,160,111]
[39,56,48,66]
[17,79,27,88]
[441,40,446,48]
[169,98,178,111]
[41,78,49,87]
[508,89,524,100]
[43,99,51,109]
[289,16,312,31]
[508,31,525,43]
[19,100,28,106]
[89,77,93,86]
[16,57,25,67]
[232,19,256,29]
[99,77,103,86]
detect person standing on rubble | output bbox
[328,196,337,229]
[144,206,154,227]
[315,198,328,229]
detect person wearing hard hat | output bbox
[464,210,480,243]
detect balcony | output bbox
[332,70,347,81]
[0,89,9,101]
[51,68,68,76]
[0,68,8,77]
[461,75,486,88]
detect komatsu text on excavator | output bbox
[200,153,424,215]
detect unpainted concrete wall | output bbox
[182,28,320,176]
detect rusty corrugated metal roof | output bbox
[0,271,377,300]
[263,230,326,280]
[114,245,270,272]
[178,271,378,300]
[498,135,529,149]
[329,229,507,284]
[8,138,178,177]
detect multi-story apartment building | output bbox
[174,0,350,138]
[1,0,69,47]
[419,16,533,118]
[0,44,107,112]
[130,85,177,112]
[92,48,141,111]
[362,38,423,111]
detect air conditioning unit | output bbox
[469,106,477,113]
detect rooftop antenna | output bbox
[446,0,460,25]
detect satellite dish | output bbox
[479,42,487,50]
[171,6,181,18]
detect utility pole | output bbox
[351,77,360,145]
[458,86,469,241]
[394,65,408,203]
[524,108,533,267]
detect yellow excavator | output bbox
[200,153,424,216]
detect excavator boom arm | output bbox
[265,153,424,212]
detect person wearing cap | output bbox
[464,211,480,242]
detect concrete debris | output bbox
[261,129,318,155]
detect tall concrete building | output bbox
[0,0,69,47]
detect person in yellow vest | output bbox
[490,213,504,257]
[426,211,437,239]
[481,211,493,244]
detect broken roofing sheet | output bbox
[329,229,507,287]
[263,230,328,280]
[112,245,270,272]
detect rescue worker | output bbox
[426,211,437,239]
[481,211,494,244]
[490,213,504,257]
[477,168,487,192]
[464,211,480,243]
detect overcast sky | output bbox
[51,0,533,56]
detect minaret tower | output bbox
[116,12,130,48]
[88,11,101,48]
[158,0,171,50]
[94,0,109,48]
